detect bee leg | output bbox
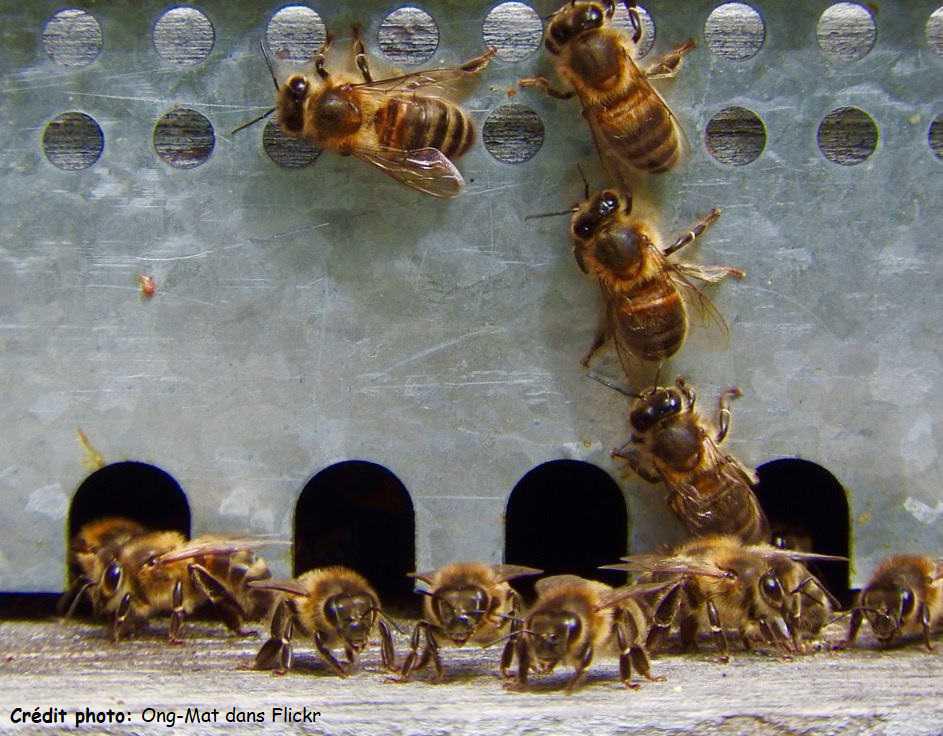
[168,579,186,645]
[111,593,132,644]
[842,607,863,650]
[501,592,524,678]
[676,376,696,410]
[679,613,700,652]
[787,590,805,654]
[378,618,397,673]
[315,32,334,80]
[920,602,934,652]
[500,634,518,679]
[646,581,684,651]
[616,621,640,689]
[623,1,642,44]
[643,38,696,80]
[254,600,294,673]
[630,645,663,683]
[351,23,372,83]
[188,563,247,635]
[314,629,349,677]
[461,47,498,73]
[394,620,428,682]
[344,644,360,673]
[706,600,729,663]
[662,208,721,257]
[518,76,575,100]
[580,330,607,368]
[612,443,662,483]
[564,643,593,694]
[715,387,743,443]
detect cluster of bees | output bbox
[58,1,943,691]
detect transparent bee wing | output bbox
[666,264,732,342]
[353,146,465,198]
[490,564,544,583]
[353,47,496,98]
[247,577,309,597]
[150,537,289,565]
[758,549,849,564]
[596,580,675,611]
[603,554,733,579]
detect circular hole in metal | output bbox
[816,3,876,62]
[704,3,765,61]
[42,9,103,67]
[930,115,943,161]
[153,6,215,66]
[42,112,104,170]
[705,106,765,165]
[153,108,215,169]
[612,3,656,59]
[816,106,878,166]
[377,6,439,65]
[482,2,543,62]
[483,104,544,164]
[263,120,322,168]
[928,7,943,55]
[265,5,326,63]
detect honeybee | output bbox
[595,374,768,544]
[845,555,943,651]
[505,575,668,692]
[573,189,743,373]
[251,566,396,677]
[396,562,542,682]
[607,535,843,660]
[59,516,147,618]
[521,1,695,178]
[62,519,279,643]
[246,25,495,198]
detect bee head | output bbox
[528,610,582,666]
[432,586,491,644]
[547,2,613,53]
[276,75,310,136]
[325,592,378,649]
[571,190,629,240]
[861,585,912,643]
[630,387,683,432]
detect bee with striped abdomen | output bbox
[845,555,943,651]
[572,189,743,373]
[593,375,767,544]
[396,562,541,682]
[245,25,494,198]
[520,0,695,179]
[251,566,397,677]
[505,575,668,692]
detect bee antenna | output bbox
[229,107,276,137]
[376,610,408,635]
[576,163,590,200]
[586,371,641,399]
[260,38,279,91]
[524,207,578,221]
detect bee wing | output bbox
[247,577,309,597]
[490,564,544,582]
[603,554,733,579]
[353,146,464,199]
[407,570,438,585]
[666,264,731,341]
[934,560,943,582]
[150,537,289,566]
[586,113,635,191]
[534,574,591,596]
[757,548,849,564]
[353,47,496,98]
[596,581,675,611]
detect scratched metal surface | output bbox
[0,1,941,592]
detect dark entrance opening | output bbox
[295,461,416,615]
[505,460,629,599]
[755,458,851,606]
[68,461,190,545]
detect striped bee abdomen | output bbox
[374,94,474,159]
[597,84,681,174]
[615,276,687,361]
[668,469,769,545]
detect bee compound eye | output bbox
[103,562,122,593]
[900,588,914,616]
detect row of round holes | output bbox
[41,106,943,171]
[43,4,943,68]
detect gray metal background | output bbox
[1,1,941,592]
